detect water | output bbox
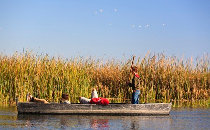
[0,106,209,130]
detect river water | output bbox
[0,106,209,130]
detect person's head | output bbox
[131,66,138,73]
[92,88,96,92]
[62,94,69,100]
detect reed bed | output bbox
[0,52,209,107]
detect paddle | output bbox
[130,56,136,80]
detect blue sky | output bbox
[0,0,209,60]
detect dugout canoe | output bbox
[17,102,172,116]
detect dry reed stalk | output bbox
[0,51,209,107]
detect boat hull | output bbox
[17,103,172,116]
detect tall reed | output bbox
[0,51,209,107]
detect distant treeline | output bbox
[0,52,209,107]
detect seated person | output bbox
[60,93,71,104]
[79,88,98,104]
[26,93,49,104]
[79,88,109,105]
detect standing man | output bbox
[128,66,140,104]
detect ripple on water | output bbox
[0,106,209,130]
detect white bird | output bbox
[145,24,150,28]
[99,9,103,13]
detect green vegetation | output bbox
[0,51,209,107]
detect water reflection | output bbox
[0,106,209,130]
[17,115,110,129]
[170,108,210,130]
[90,118,109,129]
[17,114,171,129]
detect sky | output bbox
[0,0,209,60]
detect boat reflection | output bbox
[17,114,171,129]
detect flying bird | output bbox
[99,9,103,13]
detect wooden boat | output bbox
[17,102,172,116]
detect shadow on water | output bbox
[0,106,209,130]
